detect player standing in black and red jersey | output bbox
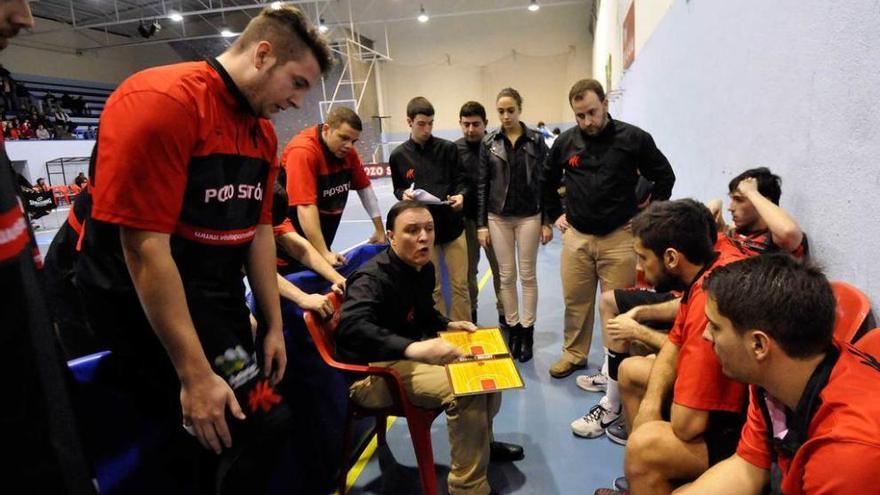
[75,6,333,493]
[281,105,385,268]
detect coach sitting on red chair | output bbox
[335,200,523,495]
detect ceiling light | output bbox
[168,11,183,22]
[528,0,540,12]
[318,17,328,33]
[417,5,429,23]
[220,26,237,38]
[270,1,283,9]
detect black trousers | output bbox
[79,284,291,494]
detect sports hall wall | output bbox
[596,0,880,300]
[375,2,592,142]
[2,18,181,84]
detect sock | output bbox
[601,349,609,377]
[607,349,629,381]
[606,377,620,411]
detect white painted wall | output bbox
[6,140,95,185]
[597,0,880,301]
[6,18,182,84]
[373,3,592,136]
[631,0,674,58]
[593,0,674,94]
[592,0,621,91]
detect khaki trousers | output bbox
[432,231,472,322]
[560,223,636,364]
[464,218,504,316]
[350,360,502,495]
[488,213,542,327]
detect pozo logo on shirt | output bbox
[322,183,350,198]
[204,183,264,203]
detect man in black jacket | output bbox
[543,79,675,379]
[455,101,503,325]
[390,97,471,322]
[337,200,523,495]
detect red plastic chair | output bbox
[303,292,443,495]
[854,328,880,355]
[831,281,876,344]
[51,184,73,206]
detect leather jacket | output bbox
[476,125,548,227]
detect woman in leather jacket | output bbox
[476,87,552,363]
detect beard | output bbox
[652,266,686,293]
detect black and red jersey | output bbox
[717,227,808,259]
[737,341,880,494]
[43,189,91,285]
[668,249,749,414]
[0,136,34,267]
[281,124,370,248]
[77,59,279,296]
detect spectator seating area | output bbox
[2,69,111,140]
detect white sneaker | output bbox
[576,371,608,392]
[571,396,621,438]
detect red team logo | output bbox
[248,379,283,413]
[568,154,581,168]
[405,168,415,180]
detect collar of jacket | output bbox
[573,114,617,146]
[205,57,258,117]
[387,246,426,275]
[484,124,540,163]
[406,134,435,152]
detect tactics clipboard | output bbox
[439,328,525,397]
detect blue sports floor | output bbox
[34,178,624,494]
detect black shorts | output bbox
[704,410,747,466]
[613,288,678,331]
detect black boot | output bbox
[519,325,534,362]
[507,324,522,360]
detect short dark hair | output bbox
[233,5,334,74]
[385,200,430,231]
[632,199,717,265]
[728,167,782,205]
[325,106,362,131]
[537,121,546,127]
[569,78,606,104]
[272,181,289,227]
[496,87,523,109]
[406,97,434,119]
[704,255,835,358]
[459,101,487,122]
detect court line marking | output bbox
[478,268,493,291]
